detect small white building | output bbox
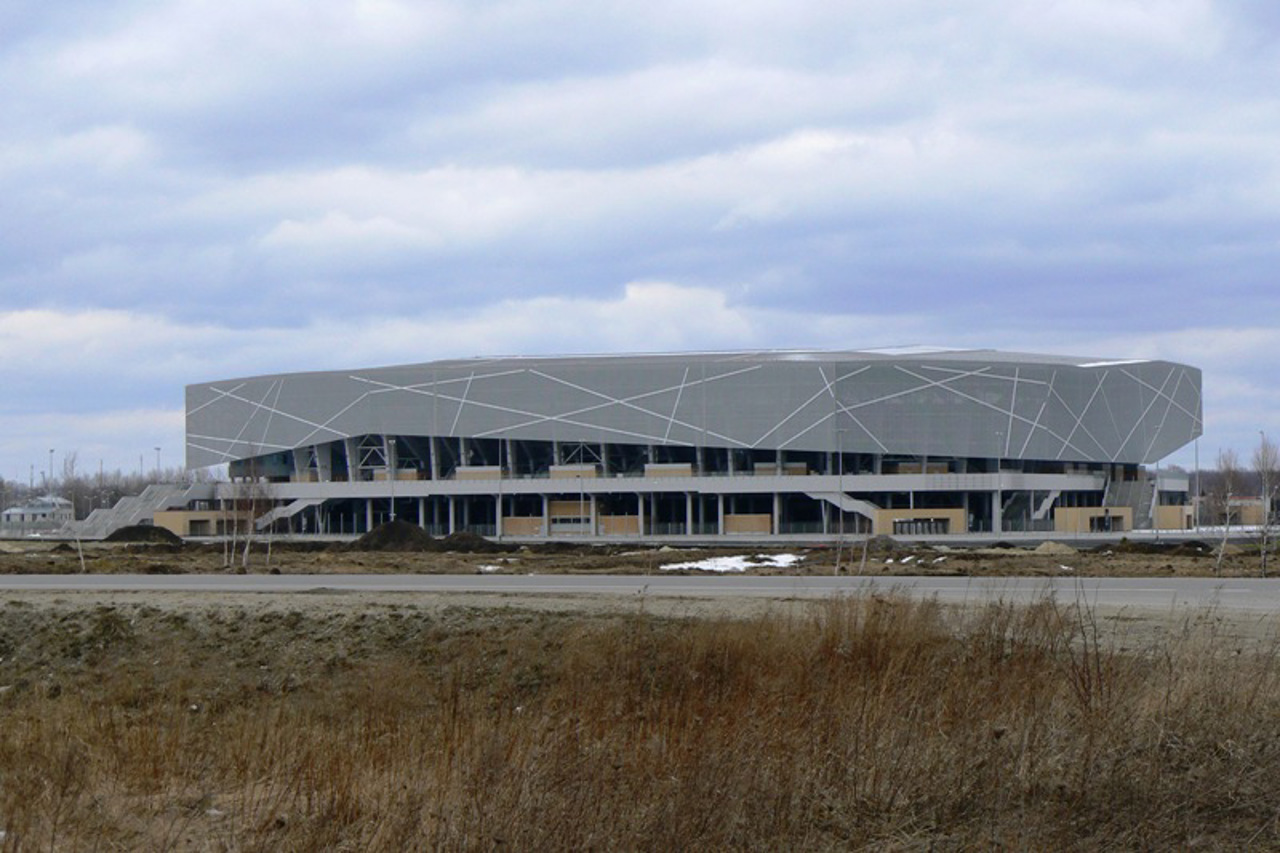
[1,495,74,534]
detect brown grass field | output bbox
[1,586,1279,850]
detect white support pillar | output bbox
[541,494,549,536]
[318,443,334,482]
[365,499,374,533]
[344,437,361,481]
[496,496,503,538]
[685,492,694,535]
[638,492,647,537]
[589,494,597,536]
[384,434,397,476]
[428,437,439,480]
[717,494,725,535]
[418,497,427,530]
[448,498,456,534]
[773,492,781,535]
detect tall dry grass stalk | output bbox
[0,595,1278,849]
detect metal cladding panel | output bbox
[186,352,1202,468]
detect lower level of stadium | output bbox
[147,434,1194,540]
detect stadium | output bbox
[80,349,1204,540]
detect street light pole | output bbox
[388,437,397,523]
[993,432,1003,535]
[48,448,54,494]
[835,429,845,575]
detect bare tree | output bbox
[1256,433,1279,578]
[1212,448,1241,574]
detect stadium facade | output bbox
[161,349,1201,540]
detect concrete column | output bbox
[696,445,705,476]
[365,499,373,533]
[638,492,647,537]
[589,494,597,536]
[541,494,549,536]
[601,443,609,477]
[686,492,694,535]
[384,434,396,477]
[496,495,503,538]
[428,437,439,480]
[717,494,725,535]
[448,498,456,534]
[418,497,426,529]
[773,492,781,535]
[315,443,333,482]
[344,437,361,481]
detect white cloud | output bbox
[0,282,1270,476]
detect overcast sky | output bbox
[2,0,1277,482]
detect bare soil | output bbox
[0,535,1268,578]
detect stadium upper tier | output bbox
[186,349,1202,470]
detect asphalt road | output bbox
[1,574,1279,612]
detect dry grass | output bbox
[1,595,1279,850]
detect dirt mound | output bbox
[1034,541,1077,555]
[104,525,184,545]
[439,531,515,554]
[1171,540,1213,557]
[863,535,900,554]
[1112,538,1215,556]
[351,520,437,552]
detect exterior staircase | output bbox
[60,483,212,540]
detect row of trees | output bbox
[1208,433,1278,575]
[0,452,219,521]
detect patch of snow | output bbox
[932,556,947,563]
[478,564,502,573]
[660,553,804,573]
[900,555,916,564]
[1058,564,1075,573]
